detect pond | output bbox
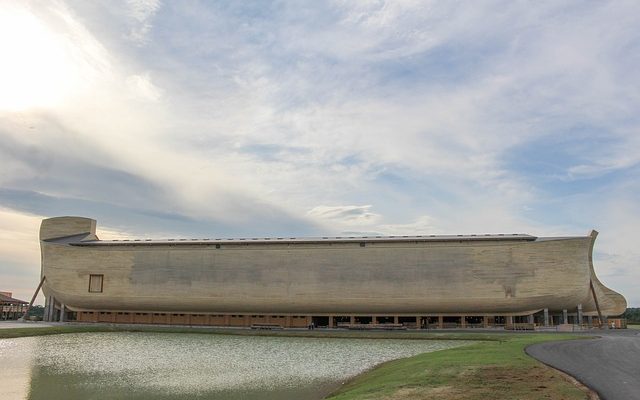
[0,332,472,400]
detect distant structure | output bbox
[0,292,28,320]
[37,216,626,328]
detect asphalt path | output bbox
[527,330,640,400]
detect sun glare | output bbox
[0,5,80,111]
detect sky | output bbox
[0,0,638,307]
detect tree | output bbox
[622,308,640,323]
[27,305,45,319]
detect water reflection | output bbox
[0,338,34,399]
[0,332,471,400]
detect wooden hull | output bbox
[40,217,626,317]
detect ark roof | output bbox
[61,233,552,246]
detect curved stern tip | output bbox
[587,228,627,316]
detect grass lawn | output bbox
[1,324,594,399]
[0,325,124,339]
[628,324,640,330]
[0,323,504,341]
[326,334,594,400]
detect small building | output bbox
[0,291,28,320]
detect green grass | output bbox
[326,334,592,400]
[0,324,130,339]
[628,324,640,330]
[0,323,505,341]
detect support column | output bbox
[59,303,66,322]
[527,314,534,324]
[328,315,334,328]
[393,316,399,324]
[483,316,489,328]
[588,315,593,326]
[543,308,549,326]
[506,315,513,327]
[415,316,420,329]
[438,316,443,329]
[460,316,466,328]
[350,315,355,324]
[43,296,50,322]
[47,296,56,322]
[562,309,568,325]
[577,304,583,326]
[52,297,58,322]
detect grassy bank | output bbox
[326,334,593,400]
[0,323,504,341]
[0,324,125,339]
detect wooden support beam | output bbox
[47,295,56,322]
[21,276,46,321]
[590,280,606,328]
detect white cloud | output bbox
[126,73,163,101]
[124,0,161,45]
[566,133,640,180]
[307,205,381,228]
[0,1,111,111]
[0,208,42,269]
[0,208,44,304]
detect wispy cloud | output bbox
[124,0,161,45]
[308,205,381,227]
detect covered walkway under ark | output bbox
[0,291,28,320]
[68,304,616,330]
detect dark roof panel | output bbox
[0,293,28,304]
[69,233,541,247]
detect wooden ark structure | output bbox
[39,216,626,328]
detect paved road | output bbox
[527,330,640,400]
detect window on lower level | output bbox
[88,274,103,293]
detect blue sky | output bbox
[0,0,638,306]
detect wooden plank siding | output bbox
[39,217,627,319]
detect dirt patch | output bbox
[382,364,596,400]
[471,364,597,400]
[541,365,600,400]
[387,386,459,399]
